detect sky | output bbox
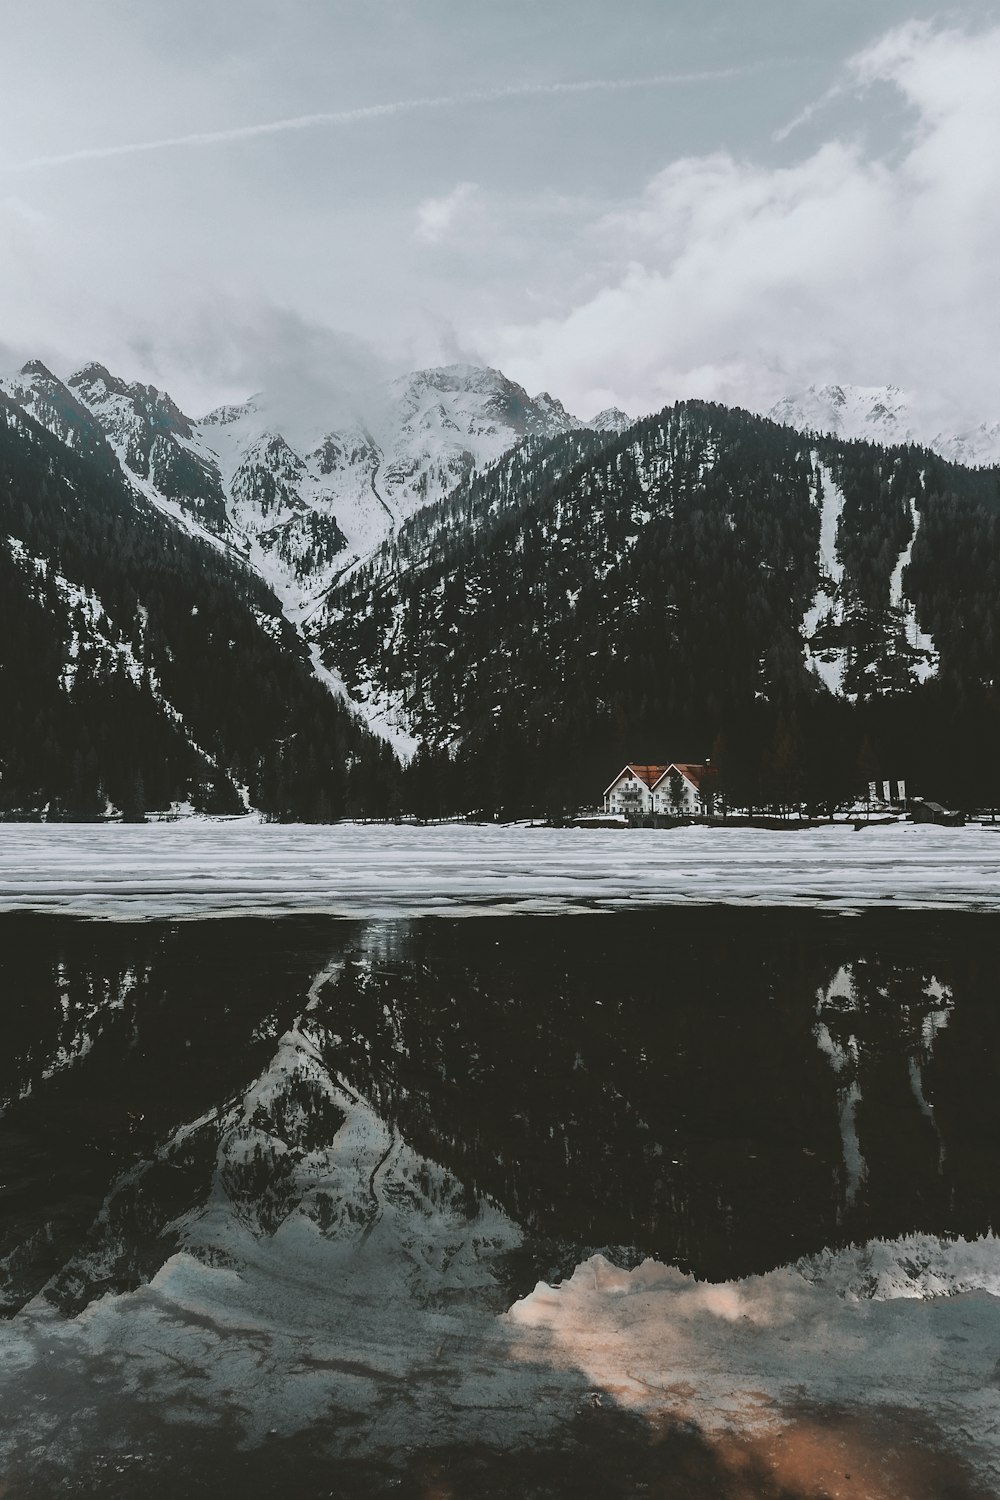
[1,1,999,428]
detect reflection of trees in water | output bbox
[318,914,991,1280]
[3,910,1000,1299]
[0,951,152,1117]
[814,961,954,1216]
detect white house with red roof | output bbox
[603,763,717,818]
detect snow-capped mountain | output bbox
[770,385,916,447]
[935,419,1000,469]
[0,354,638,755]
[770,384,1000,468]
[590,407,632,435]
[0,360,232,550]
[196,363,594,610]
[1,359,627,628]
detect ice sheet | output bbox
[1,819,999,919]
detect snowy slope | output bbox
[196,364,600,590]
[67,363,229,534]
[797,454,938,696]
[890,492,938,680]
[939,418,1000,468]
[201,363,607,596]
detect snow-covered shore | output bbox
[1,818,999,918]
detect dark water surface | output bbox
[2,906,998,1307]
[4,906,1000,1499]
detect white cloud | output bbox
[490,21,1000,430]
[414,181,481,245]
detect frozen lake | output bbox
[3,817,1000,917]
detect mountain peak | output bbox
[589,407,632,435]
[69,360,115,386]
[201,399,258,428]
[69,365,195,441]
[18,359,59,383]
[531,390,572,415]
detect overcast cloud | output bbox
[1,2,997,426]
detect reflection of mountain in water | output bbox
[4,908,999,1319]
[5,909,1000,1495]
[318,913,996,1281]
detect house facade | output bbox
[603,763,717,819]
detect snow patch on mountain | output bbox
[307,644,418,762]
[890,494,938,681]
[801,461,848,694]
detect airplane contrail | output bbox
[2,68,756,173]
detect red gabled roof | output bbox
[650,763,717,792]
[602,764,670,797]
